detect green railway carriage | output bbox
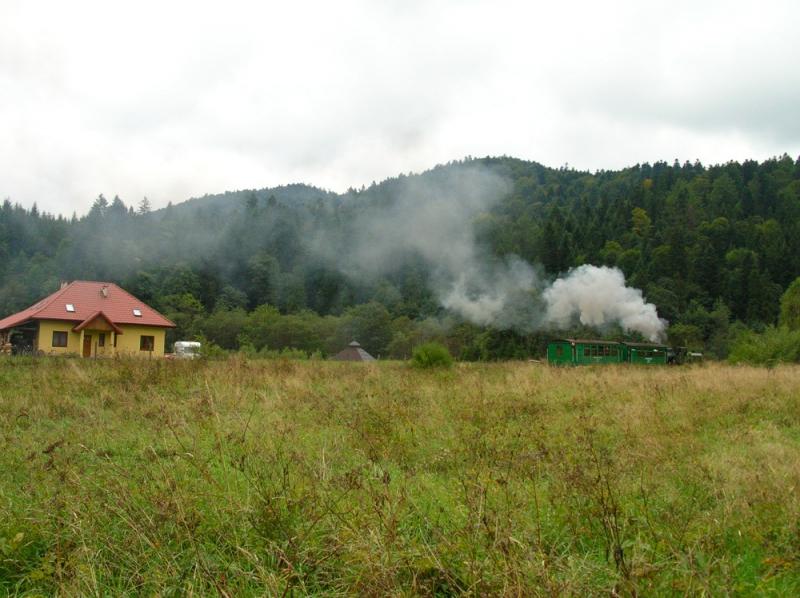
[547,340,575,365]
[546,338,669,366]
[547,338,623,365]
[624,341,668,365]
[574,339,623,365]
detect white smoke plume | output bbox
[439,255,541,330]
[323,163,666,341]
[542,265,667,341]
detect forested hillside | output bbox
[2,155,799,359]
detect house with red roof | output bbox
[0,281,175,357]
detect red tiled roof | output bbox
[0,281,175,331]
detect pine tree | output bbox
[138,197,152,215]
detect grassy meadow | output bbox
[1,357,799,596]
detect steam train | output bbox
[547,338,698,366]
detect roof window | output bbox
[66,304,75,312]
[133,309,142,317]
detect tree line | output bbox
[1,155,799,359]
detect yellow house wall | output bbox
[37,320,81,355]
[114,324,167,357]
[35,320,168,357]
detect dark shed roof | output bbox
[330,340,376,361]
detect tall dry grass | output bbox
[1,357,799,595]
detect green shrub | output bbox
[410,342,453,368]
[199,340,228,359]
[255,347,310,360]
[728,326,800,365]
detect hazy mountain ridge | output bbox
[1,154,799,358]
[159,183,341,216]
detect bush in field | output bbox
[198,340,228,359]
[256,347,309,360]
[411,342,453,368]
[780,277,800,330]
[728,326,800,365]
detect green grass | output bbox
[1,357,799,595]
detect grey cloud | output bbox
[0,0,798,214]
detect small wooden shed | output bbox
[331,340,375,361]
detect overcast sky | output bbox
[1,0,798,215]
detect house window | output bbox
[98,333,105,347]
[133,309,142,317]
[140,335,155,351]
[584,346,590,357]
[556,345,564,357]
[65,304,75,312]
[52,331,68,347]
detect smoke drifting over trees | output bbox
[324,164,665,340]
[0,155,798,358]
[543,265,666,341]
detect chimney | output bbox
[100,285,109,298]
[59,280,69,290]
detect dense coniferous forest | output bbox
[2,155,799,359]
